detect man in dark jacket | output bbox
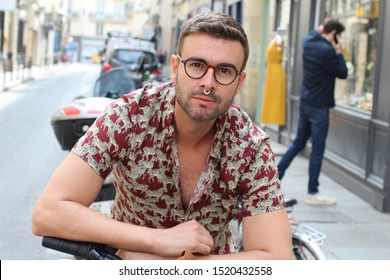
[277,19,348,205]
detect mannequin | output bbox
[260,29,287,125]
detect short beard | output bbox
[175,82,233,122]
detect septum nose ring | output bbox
[203,89,211,95]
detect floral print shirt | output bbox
[72,82,285,254]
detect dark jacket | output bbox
[300,30,348,108]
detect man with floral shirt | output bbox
[33,12,292,260]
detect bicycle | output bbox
[286,198,327,260]
[231,198,327,260]
[41,198,326,260]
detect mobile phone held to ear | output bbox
[334,34,338,44]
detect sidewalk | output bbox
[271,140,390,260]
[0,63,68,93]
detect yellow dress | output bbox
[260,39,286,125]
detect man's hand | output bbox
[151,220,214,258]
[116,220,214,260]
[332,33,343,54]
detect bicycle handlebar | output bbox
[42,236,121,260]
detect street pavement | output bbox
[271,141,390,260]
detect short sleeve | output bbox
[238,138,285,217]
[72,99,132,179]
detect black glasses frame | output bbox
[177,54,242,85]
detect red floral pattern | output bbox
[73,82,285,254]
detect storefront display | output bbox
[326,0,379,113]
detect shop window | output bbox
[114,1,123,19]
[96,23,103,36]
[228,0,242,25]
[96,0,105,18]
[325,0,379,113]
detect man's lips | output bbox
[193,95,216,103]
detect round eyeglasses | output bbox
[177,54,242,85]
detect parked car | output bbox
[100,34,161,88]
[101,48,161,87]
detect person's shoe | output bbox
[305,193,336,205]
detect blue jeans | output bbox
[277,104,329,194]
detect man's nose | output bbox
[200,66,218,87]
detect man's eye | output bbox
[218,67,233,75]
[189,61,205,69]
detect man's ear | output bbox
[317,24,324,34]
[170,55,179,83]
[234,71,247,96]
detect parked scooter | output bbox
[50,67,137,201]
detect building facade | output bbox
[1,0,66,72]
